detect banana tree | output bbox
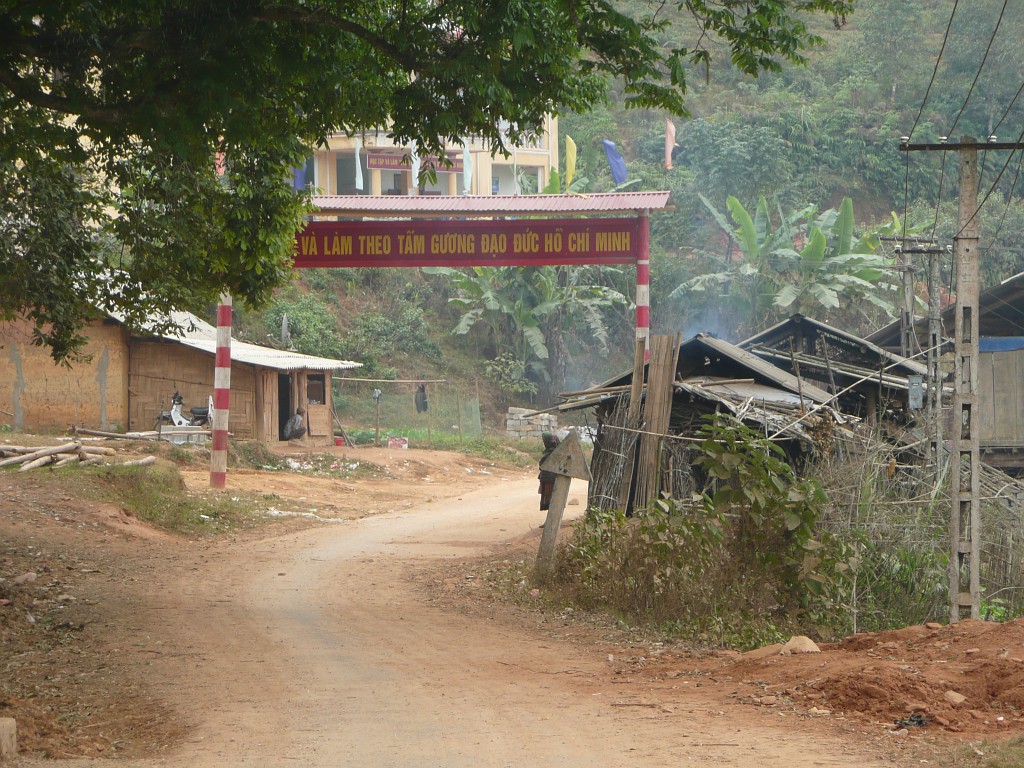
[674,194,899,338]
[771,197,898,319]
[423,264,628,398]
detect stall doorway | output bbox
[277,373,293,440]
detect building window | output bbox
[385,172,407,196]
[335,152,369,195]
[307,374,326,405]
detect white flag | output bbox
[354,137,363,191]
[409,146,420,195]
[462,142,473,195]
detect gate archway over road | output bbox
[210,192,672,487]
[294,191,672,350]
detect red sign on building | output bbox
[366,151,464,174]
[294,218,639,268]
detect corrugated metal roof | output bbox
[573,333,832,404]
[112,310,361,372]
[743,314,927,375]
[695,334,833,403]
[681,378,805,406]
[310,191,673,218]
[175,336,360,372]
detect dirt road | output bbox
[7,460,902,768]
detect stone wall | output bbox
[505,407,557,440]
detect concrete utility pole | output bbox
[900,136,995,621]
[886,238,949,486]
[901,246,946,483]
[949,143,981,622]
[535,429,591,580]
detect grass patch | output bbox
[935,736,1024,767]
[229,440,286,470]
[50,461,260,535]
[157,440,289,471]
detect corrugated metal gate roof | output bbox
[114,310,361,372]
[310,191,673,218]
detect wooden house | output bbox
[0,311,360,445]
[740,314,928,425]
[869,271,1024,471]
[555,333,844,511]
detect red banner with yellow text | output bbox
[294,219,639,268]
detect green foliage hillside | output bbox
[560,0,1024,339]
[238,0,1024,421]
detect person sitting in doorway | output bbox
[283,407,306,440]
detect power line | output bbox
[908,0,960,142]
[947,0,1009,138]
[992,78,1024,135]
[978,147,1024,261]
[953,127,1024,239]
[930,150,950,243]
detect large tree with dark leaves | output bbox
[0,0,853,361]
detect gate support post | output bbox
[210,294,233,489]
[636,209,651,361]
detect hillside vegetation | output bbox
[235,0,1024,420]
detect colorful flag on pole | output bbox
[602,140,627,185]
[665,119,678,171]
[354,138,363,191]
[565,135,577,191]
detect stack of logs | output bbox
[0,443,157,472]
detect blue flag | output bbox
[602,140,627,185]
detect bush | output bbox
[341,306,441,362]
[552,414,850,647]
[263,295,343,358]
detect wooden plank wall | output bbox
[308,405,331,437]
[0,318,130,431]
[128,341,257,439]
[978,350,1024,447]
[257,369,277,442]
[0,320,335,445]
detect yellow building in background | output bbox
[302,116,559,197]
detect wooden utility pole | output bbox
[927,247,946,480]
[898,244,917,359]
[535,429,591,580]
[900,136,998,622]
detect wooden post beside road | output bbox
[535,429,591,580]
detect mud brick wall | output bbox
[0,318,130,432]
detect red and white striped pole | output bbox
[209,293,233,489]
[636,209,651,361]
